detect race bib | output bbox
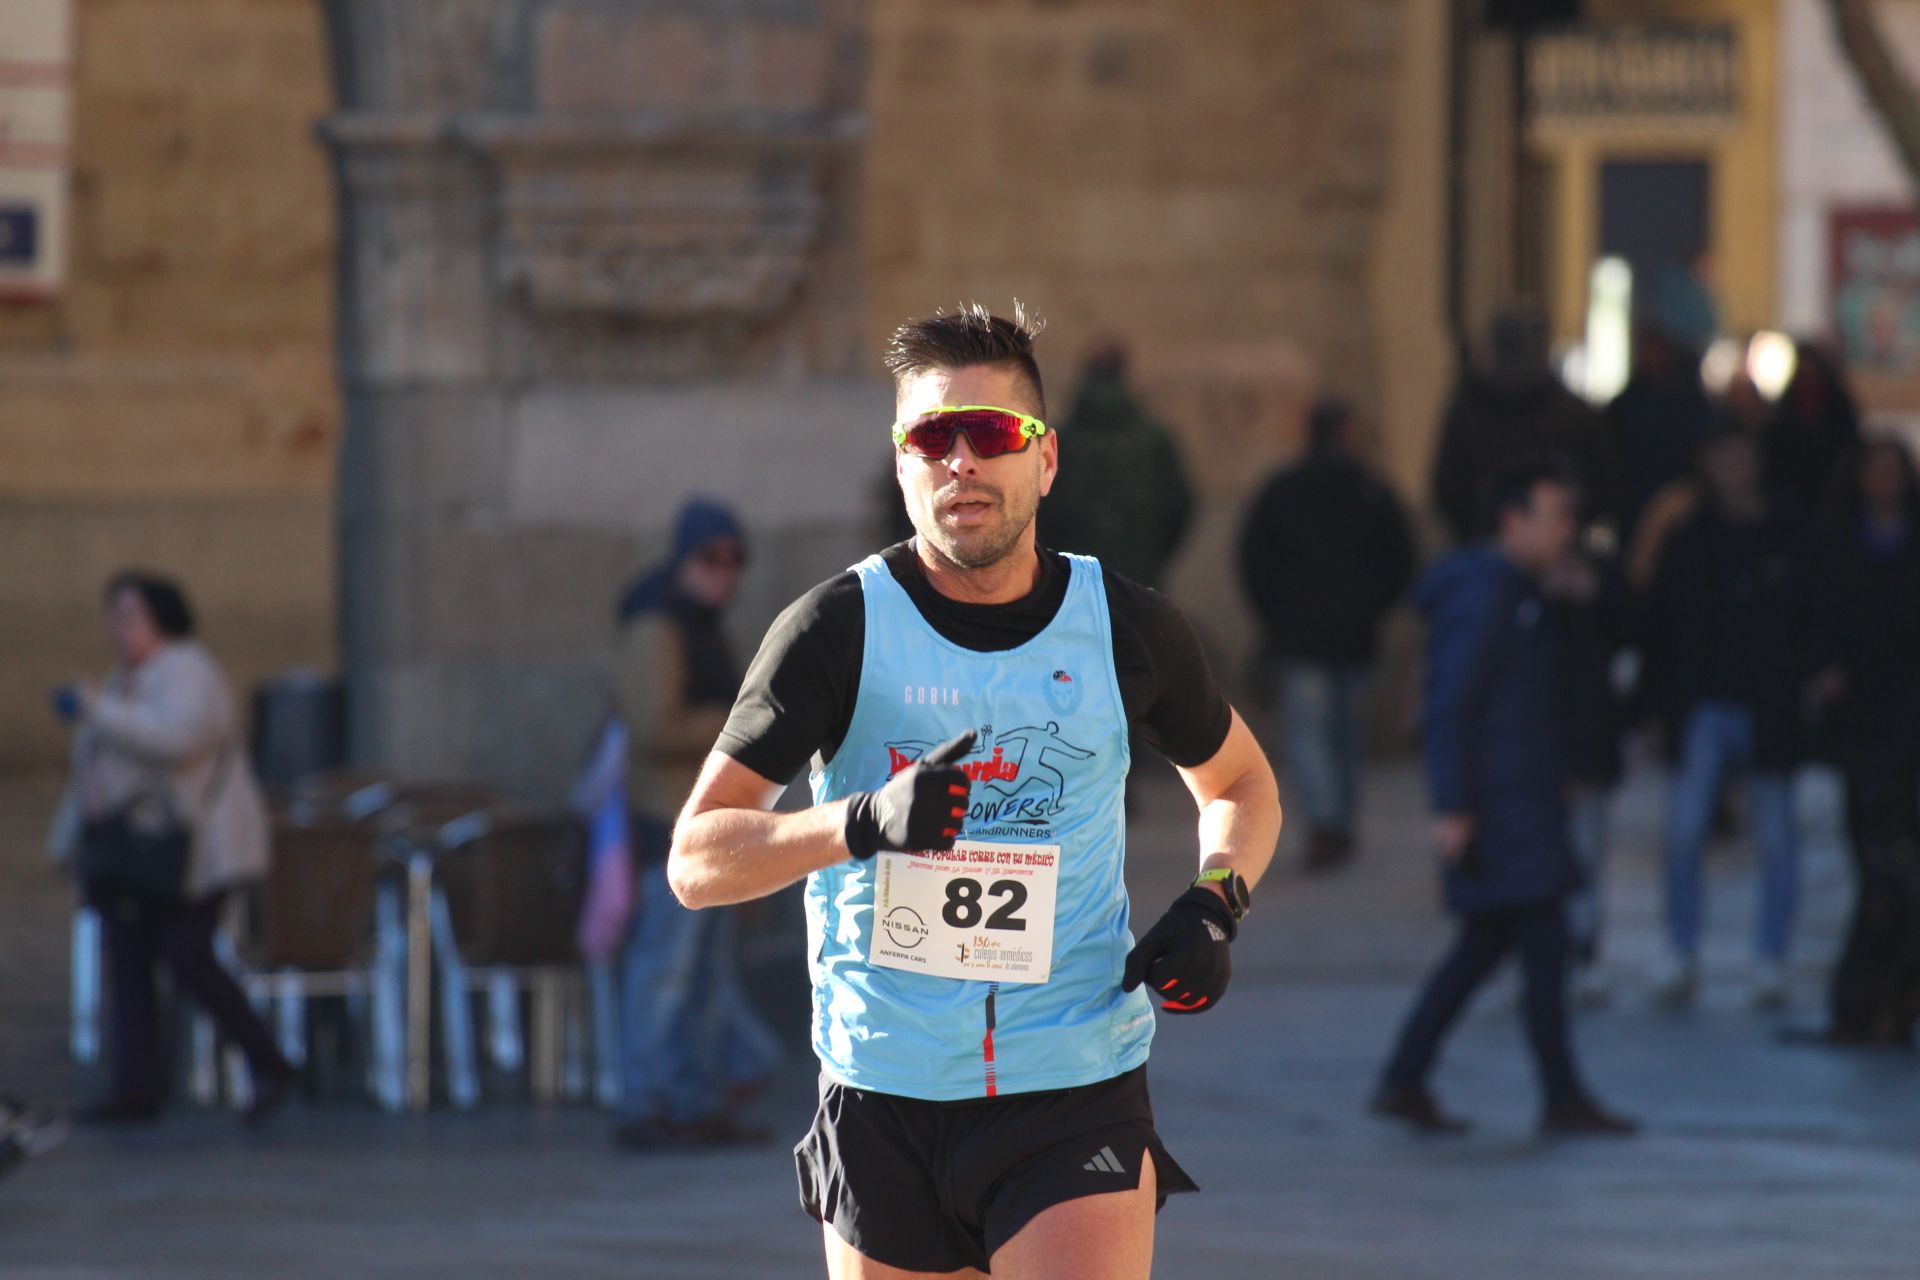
[868,840,1060,984]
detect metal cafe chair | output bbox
[372,785,507,1113]
[184,776,401,1111]
[433,808,591,1104]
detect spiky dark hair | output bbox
[884,301,1047,417]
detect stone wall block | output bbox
[416,526,637,660]
[536,5,833,114]
[328,0,524,113]
[329,132,497,382]
[537,13,722,112]
[503,380,893,531]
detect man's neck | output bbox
[912,535,1044,605]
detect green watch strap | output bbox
[1192,867,1250,921]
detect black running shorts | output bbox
[794,1065,1197,1273]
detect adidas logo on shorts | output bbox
[1081,1145,1125,1174]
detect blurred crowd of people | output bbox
[1418,301,1919,1044]
[1053,316,1917,1129]
[1229,297,1920,1130]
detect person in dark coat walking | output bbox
[1431,306,1617,543]
[1039,343,1194,588]
[1763,342,1862,530]
[1607,326,1713,554]
[1806,438,1920,1045]
[1641,426,1810,1008]
[1544,543,1632,1003]
[1239,398,1416,870]
[1372,465,1635,1137]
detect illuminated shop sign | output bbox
[1528,25,1740,130]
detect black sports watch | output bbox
[1192,867,1251,923]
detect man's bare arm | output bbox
[668,752,854,909]
[671,732,977,910]
[1172,707,1281,897]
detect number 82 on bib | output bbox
[869,841,1060,984]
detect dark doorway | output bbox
[1598,158,1710,280]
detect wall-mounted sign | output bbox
[1527,24,1740,133]
[0,0,72,299]
[1831,207,1920,376]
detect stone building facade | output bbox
[320,0,1446,791]
[0,0,337,769]
[3,0,1452,787]
[322,0,879,791]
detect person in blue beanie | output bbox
[610,498,781,1151]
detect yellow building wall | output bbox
[0,0,338,768]
[1534,0,1780,345]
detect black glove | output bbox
[843,730,975,860]
[1121,886,1238,1014]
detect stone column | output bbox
[321,0,879,793]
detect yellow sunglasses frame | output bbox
[890,404,1049,452]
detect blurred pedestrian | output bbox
[1763,342,1862,529]
[1607,282,1715,551]
[1239,398,1416,870]
[1039,343,1194,587]
[1543,543,1632,1004]
[1806,438,1920,1045]
[1372,467,1635,1137]
[610,499,779,1151]
[1432,305,1616,543]
[1722,368,1771,438]
[46,572,294,1125]
[1641,428,1809,1008]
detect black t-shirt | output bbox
[716,542,1233,784]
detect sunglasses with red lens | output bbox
[891,405,1049,459]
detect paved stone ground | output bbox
[2,755,1917,1278]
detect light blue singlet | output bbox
[806,552,1154,1101]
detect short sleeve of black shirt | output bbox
[714,545,1233,785]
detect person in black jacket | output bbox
[1544,543,1633,1003]
[1239,399,1416,870]
[1764,343,1861,531]
[1371,466,1635,1137]
[1806,438,1920,1045]
[1641,426,1809,1009]
[1432,306,1618,543]
[1607,326,1712,553]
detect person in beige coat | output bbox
[48,572,293,1125]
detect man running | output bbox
[670,303,1280,1279]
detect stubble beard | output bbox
[915,487,1038,572]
